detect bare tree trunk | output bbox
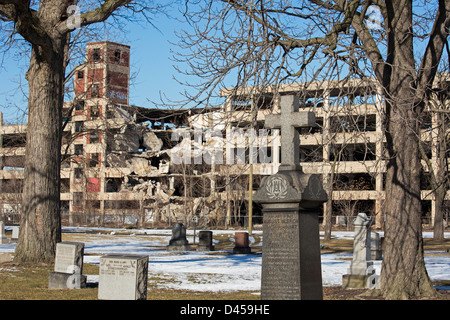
[0,0,160,263]
[323,173,333,241]
[433,189,446,240]
[14,42,66,263]
[380,0,436,298]
[382,95,435,299]
[433,110,448,240]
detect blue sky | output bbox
[0,10,195,124]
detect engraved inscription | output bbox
[262,212,301,299]
[101,259,136,277]
[54,244,77,273]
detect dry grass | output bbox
[0,233,448,300]
[0,261,99,300]
[0,259,259,300]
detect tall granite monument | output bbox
[253,95,327,300]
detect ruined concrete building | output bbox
[0,41,448,228]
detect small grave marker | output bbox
[98,254,148,300]
[233,232,251,254]
[0,221,8,244]
[197,230,215,251]
[48,241,86,289]
[167,222,192,251]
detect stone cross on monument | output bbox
[254,94,327,300]
[264,95,315,172]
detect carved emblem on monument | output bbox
[265,176,288,200]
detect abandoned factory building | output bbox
[0,41,448,228]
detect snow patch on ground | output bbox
[1,228,449,292]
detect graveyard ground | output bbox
[0,229,449,300]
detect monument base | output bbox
[197,245,215,251]
[260,208,323,300]
[342,274,380,289]
[233,247,251,254]
[167,244,192,251]
[48,272,87,289]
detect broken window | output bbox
[114,49,121,63]
[74,168,83,179]
[89,131,100,144]
[61,179,70,193]
[74,121,83,133]
[106,178,123,192]
[92,48,101,62]
[74,144,84,155]
[89,153,100,167]
[106,104,115,119]
[75,100,85,111]
[91,83,100,98]
[73,192,83,207]
[90,105,100,119]
[1,133,26,148]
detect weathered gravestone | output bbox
[48,241,86,289]
[197,230,215,251]
[233,231,252,254]
[0,253,12,263]
[167,222,192,251]
[253,95,327,300]
[98,254,148,300]
[0,221,8,244]
[11,226,19,242]
[342,213,379,289]
[233,231,251,254]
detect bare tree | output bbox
[419,74,450,240]
[174,0,449,299]
[0,0,167,263]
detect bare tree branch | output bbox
[417,0,450,97]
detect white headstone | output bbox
[348,212,373,275]
[54,242,84,274]
[98,254,148,300]
[342,213,379,289]
[0,221,8,244]
[11,226,19,241]
[48,241,86,289]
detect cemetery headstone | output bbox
[98,254,148,300]
[0,221,8,244]
[11,226,19,242]
[342,213,379,289]
[167,222,192,251]
[0,253,12,263]
[48,241,86,289]
[233,232,251,254]
[254,95,327,300]
[197,230,215,251]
